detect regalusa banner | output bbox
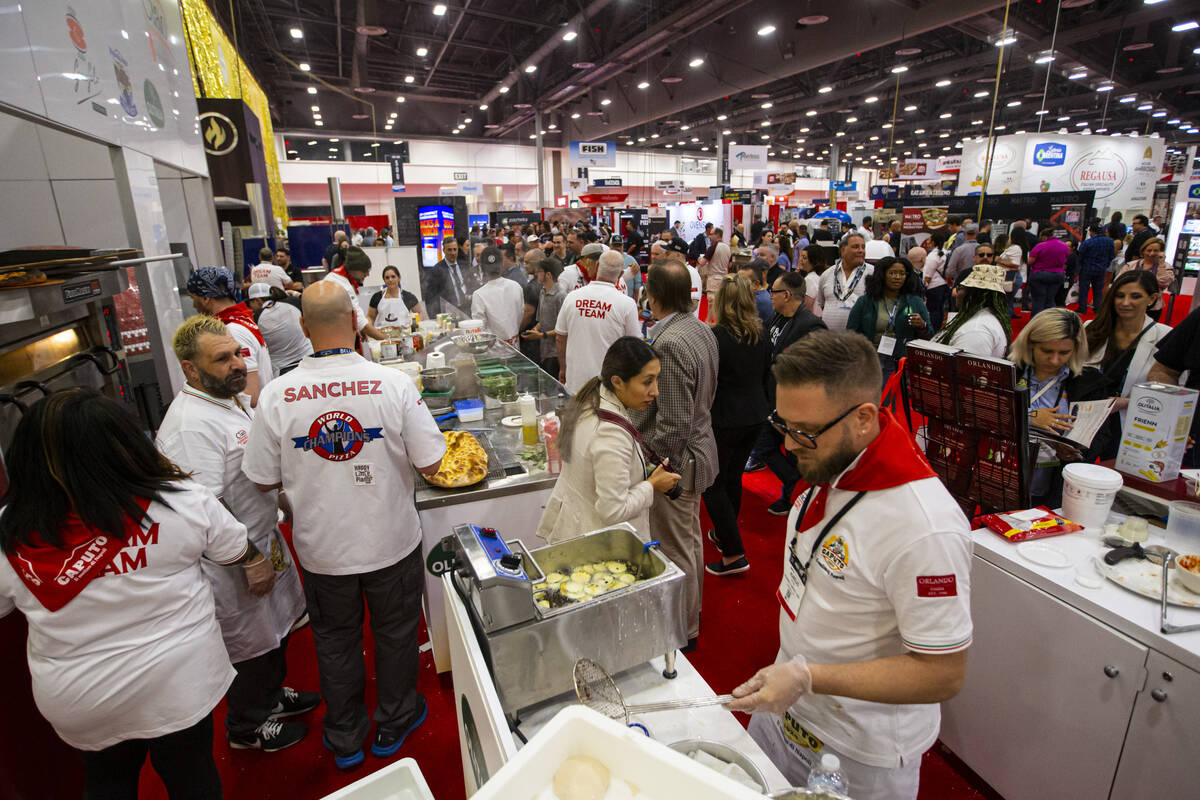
[958,133,1163,212]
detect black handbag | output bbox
[1068,323,1154,402]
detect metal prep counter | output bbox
[396,334,570,672]
[443,572,789,796]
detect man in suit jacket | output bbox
[420,235,473,316]
[634,258,719,648]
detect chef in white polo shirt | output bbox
[321,245,387,343]
[470,246,526,344]
[814,234,873,331]
[250,246,300,291]
[157,315,316,754]
[242,281,446,771]
[729,331,972,800]
[188,266,273,408]
[555,249,642,393]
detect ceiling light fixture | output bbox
[311,105,320,112]
[289,27,303,39]
[562,30,577,42]
[974,90,989,98]
[433,4,447,16]
[799,126,810,132]
[498,86,509,94]
[626,140,635,146]
[904,104,917,111]
[1068,71,1087,80]
[721,129,731,135]
[1119,95,1136,103]
[717,114,728,121]
[1035,109,1049,115]
[637,81,650,89]
[479,103,487,110]
[404,75,415,83]
[314,120,323,125]
[806,109,818,117]
[865,96,879,103]
[935,79,952,87]
[846,116,858,123]
[298,62,310,71]
[680,124,690,130]
[1058,115,1070,121]
[757,24,776,36]
[890,65,909,74]
[761,120,771,126]
[417,47,428,57]
[524,64,537,73]
[571,112,580,119]
[1172,21,1198,32]
[1097,84,1115,92]
[1137,102,1152,110]
[818,85,833,93]
[761,101,773,109]
[1007,100,1021,107]
[396,96,405,103]
[1035,51,1056,64]
[1152,110,1166,117]
[689,57,705,68]
[307,86,317,95]
[939,112,952,119]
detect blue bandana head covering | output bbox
[186,266,238,300]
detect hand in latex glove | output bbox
[243,557,276,597]
[727,655,812,714]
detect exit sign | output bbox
[453,171,468,181]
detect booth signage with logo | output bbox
[568,140,617,167]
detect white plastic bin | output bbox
[472,705,765,799]
[319,757,434,800]
[1061,463,1123,530]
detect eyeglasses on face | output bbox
[975,251,994,259]
[769,403,864,449]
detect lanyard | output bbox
[1022,368,1065,407]
[883,297,902,334]
[313,347,353,358]
[790,487,868,583]
[834,264,866,301]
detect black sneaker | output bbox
[372,694,428,758]
[768,498,792,516]
[706,529,722,553]
[269,687,321,719]
[706,556,750,576]
[229,719,306,752]
[744,459,766,473]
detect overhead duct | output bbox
[327,177,345,224]
[350,0,383,94]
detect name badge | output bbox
[877,335,897,356]
[776,532,809,621]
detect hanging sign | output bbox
[728,144,768,169]
[569,141,617,167]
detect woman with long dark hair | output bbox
[922,229,951,330]
[847,256,931,385]
[0,389,272,799]
[1080,270,1173,458]
[703,275,771,576]
[800,244,828,311]
[536,337,680,543]
[935,264,1013,358]
[1116,237,1173,321]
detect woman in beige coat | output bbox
[537,337,681,543]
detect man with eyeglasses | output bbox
[728,331,972,800]
[746,272,827,513]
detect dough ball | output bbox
[552,755,610,800]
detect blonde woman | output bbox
[1117,237,1172,320]
[536,337,680,544]
[1008,308,1089,507]
[704,275,771,576]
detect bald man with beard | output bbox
[242,282,446,771]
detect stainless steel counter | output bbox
[383,334,569,510]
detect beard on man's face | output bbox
[793,427,861,485]
[197,365,247,398]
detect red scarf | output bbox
[7,497,153,612]
[332,265,360,290]
[215,302,265,346]
[796,408,936,532]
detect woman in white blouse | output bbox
[537,336,680,543]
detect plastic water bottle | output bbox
[807,753,849,797]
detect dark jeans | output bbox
[1078,272,1104,312]
[701,424,761,557]
[757,422,800,502]
[539,355,560,381]
[78,713,221,800]
[925,285,950,332]
[226,636,290,738]
[879,353,899,389]
[1029,271,1063,316]
[302,547,424,754]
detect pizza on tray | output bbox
[425,430,488,488]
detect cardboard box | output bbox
[1116,382,1198,483]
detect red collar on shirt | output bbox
[795,409,935,531]
[332,265,360,290]
[6,497,153,612]
[215,303,265,345]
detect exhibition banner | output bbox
[892,158,938,181]
[958,134,1163,212]
[902,206,950,236]
[728,144,768,169]
[569,140,617,167]
[673,201,730,244]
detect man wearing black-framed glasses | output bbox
[728,331,972,800]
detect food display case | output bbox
[388,332,571,672]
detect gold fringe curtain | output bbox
[180,0,289,228]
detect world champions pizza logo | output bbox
[292,411,383,461]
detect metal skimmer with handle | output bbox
[572,658,735,725]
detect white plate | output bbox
[1094,556,1200,608]
[501,415,523,427]
[1016,541,1072,568]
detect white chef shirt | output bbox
[156,387,305,663]
[923,250,948,290]
[0,482,245,750]
[815,261,873,331]
[250,262,292,291]
[471,276,526,343]
[555,282,642,394]
[257,301,313,374]
[323,270,369,332]
[938,311,1008,358]
[685,264,703,318]
[780,463,973,768]
[241,352,447,576]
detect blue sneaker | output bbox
[322,734,364,770]
[371,695,428,758]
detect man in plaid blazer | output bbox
[634,258,719,647]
